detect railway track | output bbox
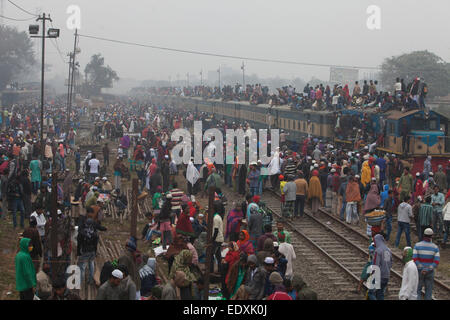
[262,190,450,300]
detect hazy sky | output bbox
[3,0,450,84]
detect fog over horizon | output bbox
[3,0,450,93]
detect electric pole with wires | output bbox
[67,28,79,136]
[29,13,60,161]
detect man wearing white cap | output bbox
[413,228,440,300]
[102,177,113,192]
[96,269,123,300]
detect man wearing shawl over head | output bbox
[268,148,281,190]
[186,159,200,196]
[308,170,323,215]
[372,234,392,300]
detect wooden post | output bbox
[203,186,215,301]
[50,170,59,282]
[131,178,138,239]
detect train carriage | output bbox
[151,94,450,161]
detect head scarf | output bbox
[373,234,392,279]
[364,184,380,213]
[403,247,413,264]
[169,249,197,283]
[139,257,156,278]
[361,161,371,187]
[226,207,243,237]
[237,230,254,255]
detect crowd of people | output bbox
[146,76,428,112]
[10,90,447,301]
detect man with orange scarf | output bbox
[308,170,323,214]
[345,176,362,224]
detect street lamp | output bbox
[47,28,60,38]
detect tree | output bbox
[84,54,119,96]
[380,50,450,98]
[0,25,36,91]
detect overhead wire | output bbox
[0,13,35,21]
[7,0,38,17]
[78,33,383,71]
[50,20,68,64]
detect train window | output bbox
[389,122,395,135]
[297,121,300,130]
[411,115,438,131]
[303,122,306,131]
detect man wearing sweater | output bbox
[294,173,308,218]
[413,228,440,300]
[395,196,413,247]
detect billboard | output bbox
[329,67,359,85]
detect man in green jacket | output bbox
[399,167,414,201]
[15,237,37,300]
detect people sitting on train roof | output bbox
[150,75,427,113]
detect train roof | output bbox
[179,96,448,121]
[188,96,361,115]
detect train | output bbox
[150,94,450,163]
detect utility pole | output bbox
[186,72,189,87]
[241,61,245,88]
[30,13,59,162]
[67,29,78,136]
[130,178,138,239]
[66,52,73,134]
[217,66,221,91]
[200,70,203,86]
[203,186,216,300]
[50,169,58,282]
[38,13,49,162]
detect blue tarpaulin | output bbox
[410,130,444,147]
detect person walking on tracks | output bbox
[413,228,440,300]
[294,172,308,218]
[345,175,361,225]
[395,195,413,248]
[372,234,392,300]
[283,175,296,219]
[399,247,418,300]
[307,170,323,215]
[431,185,445,240]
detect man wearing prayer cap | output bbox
[96,269,123,300]
[244,255,275,300]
